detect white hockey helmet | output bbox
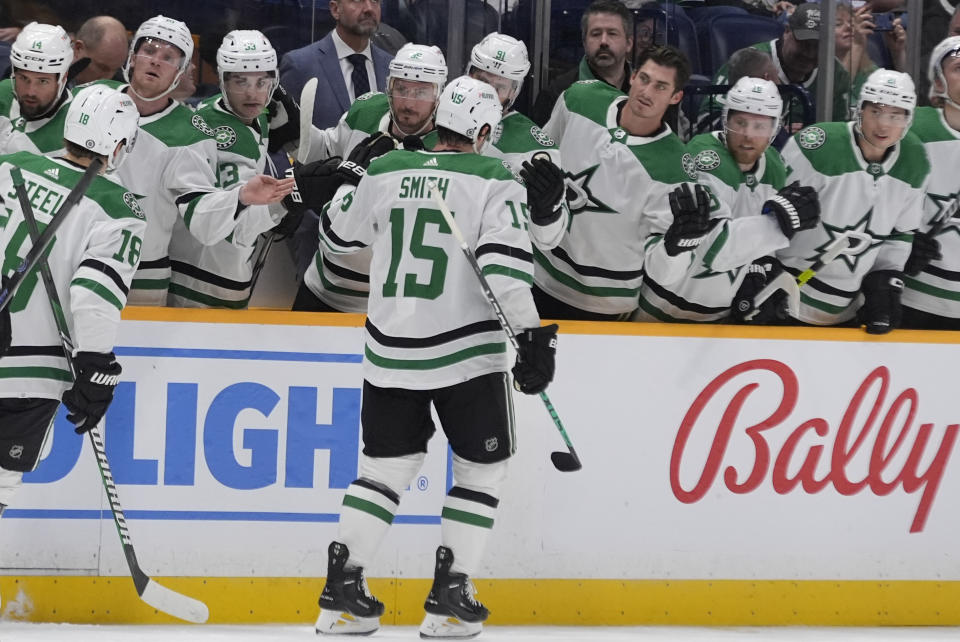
[123,15,194,101]
[64,84,140,173]
[10,22,74,102]
[217,30,279,113]
[389,43,447,95]
[468,32,530,109]
[857,69,916,132]
[928,35,960,105]
[720,76,782,143]
[434,75,503,154]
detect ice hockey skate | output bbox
[419,546,488,639]
[315,541,384,636]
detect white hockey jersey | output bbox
[635,131,791,322]
[101,81,263,306]
[778,121,929,325]
[539,80,696,316]
[303,95,566,313]
[0,78,72,157]
[0,152,145,399]
[319,148,539,390]
[901,106,960,318]
[167,96,279,308]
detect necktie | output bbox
[347,53,370,98]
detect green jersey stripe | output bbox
[481,264,533,285]
[342,495,395,525]
[365,342,506,370]
[534,251,640,298]
[71,278,124,311]
[0,366,72,382]
[441,506,495,529]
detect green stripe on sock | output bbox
[441,507,494,529]
[343,494,395,525]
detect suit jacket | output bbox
[279,31,392,130]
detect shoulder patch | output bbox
[213,125,238,150]
[191,113,215,137]
[530,126,555,147]
[573,79,600,86]
[123,192,145,219]
[798,126,826,150]
[502,160,513,175]
[694,149,721,171]
[355,91,377,101]
[682,152,698,180]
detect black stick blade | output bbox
[551,450,582,472]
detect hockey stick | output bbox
[427,180,582,472]
[9,164,210,624]
[748,232,859,317]
[249,78,319,298]
[0,160,102,314]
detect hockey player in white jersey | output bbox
[313,76,557,639]
[167,30,294,308]
[290,43,447,311]
[900,37,960,329]
[0,84,143,518]
[635,77,819,322]
[108,15,293,305]
[0,23,74,157]
[769,69,930,332]
[537,45,714,320]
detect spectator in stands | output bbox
[835,3,907,102]
[919,0,957,104]
[70,16,128,86]
[531,0,634,126]
[709,3,852,123]
[694,48,778,137]
[278,0,392,131]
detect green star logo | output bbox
[564,165,615,216]
[807,209,884,272]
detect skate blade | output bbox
[315,609,380,636]
[419,612,482,639]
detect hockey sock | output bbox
[0,467,23,508]
[441,456,508,576]
[337,453,423,569]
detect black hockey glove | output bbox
[857,270,904,335]
[512,323,558,395]
[283,158,345,214]
[0,276,11,358]
[519,156,566,226]
[904,231,942,276]
[339,132,399,185]
[267,83,302,153]
[763,181,820,240]
[730,257,784,323]
[61,352,122,434]
[401,134,425,151]
[665,183,712,256]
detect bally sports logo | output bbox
[670,359,957,534]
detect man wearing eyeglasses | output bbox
[768,69,931,333]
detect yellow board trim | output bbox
[2,577,960,625]
[119,307,960,345]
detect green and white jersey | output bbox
[635,132,790,322]
[539,80,694,315]
[0,79,72,157]
[101,81,259,306]
[698,39,852,129]
[424,110,569,249]
[319,148,539,390]
[778,121,929,325]
[0,152,145,399]
[302,93,391,313]
[167,96,279,308]
[901,107,960,318]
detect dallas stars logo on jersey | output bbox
[809,209,884,271]
[564,164,614,215]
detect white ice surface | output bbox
[1,625,960,641]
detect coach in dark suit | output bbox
[279,0,392,130]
